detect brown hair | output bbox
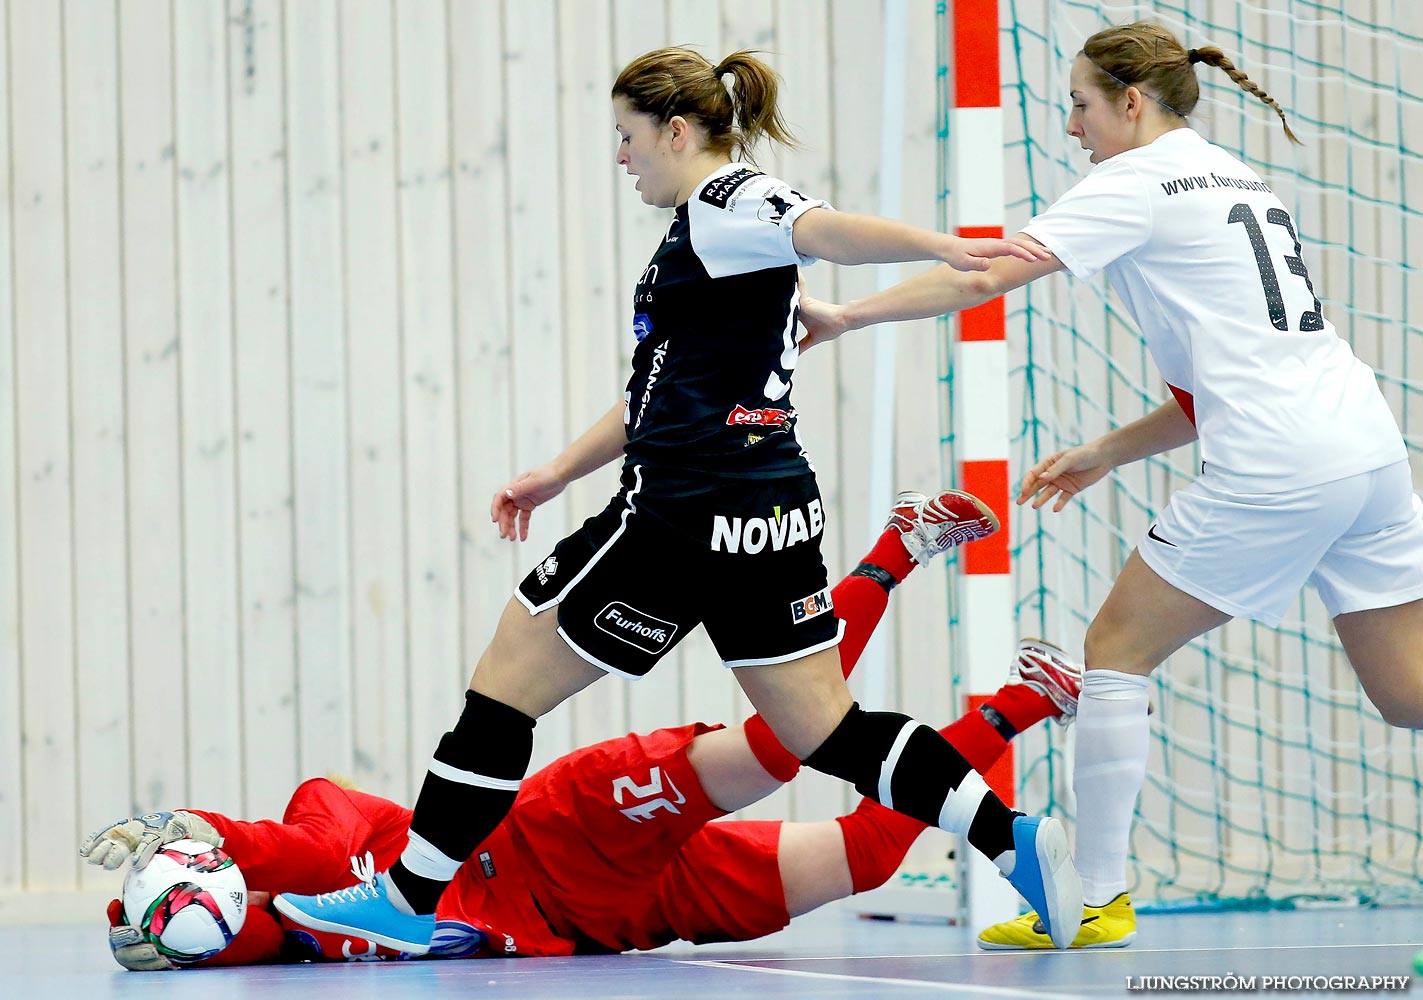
[1082,21,1300,144]
[612,47,798,160]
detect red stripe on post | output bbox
[960,460,1010,574]
[966,694,1015,806]
[956,226,1006,342]
[956,226,1003,240]
[953,0,1001,108]
[959,299,1005,343]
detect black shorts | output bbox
[515,466,842,678]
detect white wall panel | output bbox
[0,0,20,894]
[173,0,244,818]
[12,0,78,890]
[230,0,298,824]
[119,0,187,817]
[448,0,515,787]
[343,0,411,803]
[286,0,354,784]
[396,0,463,784]
[64,0,132,894]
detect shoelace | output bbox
[314,851,380,907]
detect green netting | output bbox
[941,0,1423,911]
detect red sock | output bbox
[832,572,889,676]
[742,528,914,783]
[942,682,1060,773]
[836,798,927,893]
[834,682,1060,893]
[989,681,1060,733]
[743,713,802,782]
[864,525,916,585]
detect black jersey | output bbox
[621,163,833,498]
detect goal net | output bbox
[942,0,1423,910]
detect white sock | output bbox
[1073,668,1151,906]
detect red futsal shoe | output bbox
[885,489,1000,566]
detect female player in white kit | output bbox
[798,21,1423,950]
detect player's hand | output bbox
[107,899,176,971]
[1017,443,1112,512]
[491,463,567,541]
[80,810,223,872]
[940,233,1054,272]
[796,289,850,352]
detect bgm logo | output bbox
[711,499,824,554]
[632,312,653,342]
[790,588,833,624]
[535,556,558,585]
[596,602,678,655]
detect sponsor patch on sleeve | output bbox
[699,166,760,209]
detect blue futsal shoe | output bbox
[274,871,435,957]
[1001,815,1082,949]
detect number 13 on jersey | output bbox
[1228,202,1323,333]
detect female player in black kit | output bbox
[276,47,1082,953]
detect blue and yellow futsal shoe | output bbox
[274,871,435,957]
[1000,815,1083,949]
[978,892,1136,950]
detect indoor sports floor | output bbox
[5,903,1418,998]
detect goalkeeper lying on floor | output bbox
[81,491,1081,969]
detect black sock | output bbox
[802,702,1019,861]
[388,691,536,914]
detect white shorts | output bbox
[1137,460,1423,626]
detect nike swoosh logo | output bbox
[1147,524,1177,548]
[1033,914,1097,935]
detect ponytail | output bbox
[613,47,798,161]
[1190,45,1301,145]
[1082,22,1301,145]
[712,51,799,157]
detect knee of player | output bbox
[1083,617,1153,674]
[833,815,900,893]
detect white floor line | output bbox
[676,959,1087,999]
[693,939,1418,963]
[963,941,1419,959]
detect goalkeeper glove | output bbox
[80,810,223,871]
[106,899,175,972]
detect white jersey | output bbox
[1021,128,1404,491]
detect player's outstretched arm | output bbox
[791,208,1053,270]
[492,398,628,541]
[796,250,1064,352]
[1017,398,1197,512]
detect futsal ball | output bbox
[121,838,247,964]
